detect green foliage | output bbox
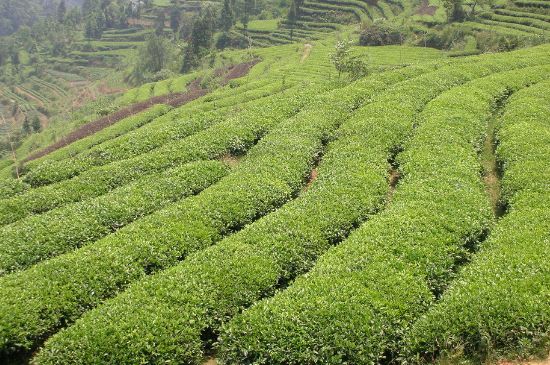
[359,19,405,46]
[0,85,322,356]
[216,51,550,365]
[220,0,235,32]
[22,80,291,188]
[0,0,42,36]
[0,178,29,199]
[154,9,166,36]
[22,105,171,187]
[40,65,438,365]
[0,160,229,275]
[442,0,466,21]
[169,2,181,34]
[57,0,67,23]
[31,114,40,132]
[404,79,550,364]
[330,40,368,79]
[182,8,217,72]
[21,116,31,135]
[130,34,175,83]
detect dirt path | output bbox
[416,0,438,15]
[23,60,259,163]
[302,168,319,192]
[481,112,505,218]
[301,44,313,63]
[386,167,401,202]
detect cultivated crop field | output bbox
[0,20,549,365]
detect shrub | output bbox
[359,19,406,46]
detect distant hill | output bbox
[0,0,84,36]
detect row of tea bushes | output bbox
[403,79,550,363]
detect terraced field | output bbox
[456,0,550,41]
[0,11,549,365]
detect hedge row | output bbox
[30,63,436,365]
[216,64,550,365]
[478,18,547,35]
[23,80,286,186]
[33,49,550,364]
[404,79,550,363]
[0,179,29,200]
[0,85,310,227]
[494,8,550,22]
[0,83,325,356]
[0,160,229,276]
[22,104,172,175]
[514,0,550,8]
[23,110,225,189]
[481,11,550,30]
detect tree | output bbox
[57,0,67,23]
[31,114,41,132]
[178,12,194,41]
[22,115,32,135]
[169,1,181,35]
[220,0,234,32]
[330,40,368,79]
[241,0,254,33]
[465,0,495,17]
[287,0,298,40]
[442,0,465,22]
[84,10,105,39]
[181,9,215,72]
[155,10,166,36]
[130,34,173,82]
[66,7,83,26]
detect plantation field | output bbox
[1,1,550,363]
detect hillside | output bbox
[0,0,549,364]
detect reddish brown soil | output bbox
[416,0,438,16]
[386,168,401,202]
[23,60,259,163]
[302,168,319,192]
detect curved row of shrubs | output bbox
[0,179,29,200]
[22,104,172,177]
[23,80,287,186]
[216,64,550,365]
[480,11,550,31]
[494,8,550,22]
[0,160,229,276]
[0,85,311,227]
[0,81,332,357]
[32,48,550,365]
[31,63,437,365]
[403,79,550,364]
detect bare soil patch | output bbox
[386,168,401,202]
[301,44,313,63]
[302,168,319,192]
[219,153,243,168]
[416,0,438,16]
